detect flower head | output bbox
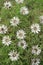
[8,50,19,61]
[16,30,26,39]
[4,1,12,9]
[0,25,8,34]
[31,58,40,65]
[31,23,40,33]
[10,17,20,26]
[2,36,11,46]
[39,16,43,23]
[32,45,41,55]
[18,40,27,49]
[15,0,24,4]
[20,6,29,15]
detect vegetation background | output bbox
[0,0,43,65]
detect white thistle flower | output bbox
[15,0,24,4]
[39,16,43,23]
[4,1,12,9]
[10,17,20,26]
[32,45,41,55]
[2,36,11,46]
[0,25,8,34]
[31,58,40,65]
[20,6,29,15]
[8,50,19,61]
[18,40,27,49]
[16,30,26,39]
[31,23,40,33]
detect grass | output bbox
[0,0,43,65]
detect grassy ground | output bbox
[0,0,43,65]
